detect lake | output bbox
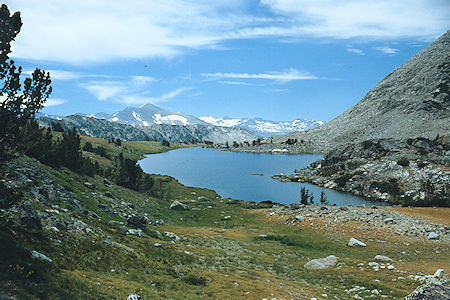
[139,147,388,206]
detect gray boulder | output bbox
[348,238,366,247]
[83,182,95,189]
[126,229,144,237]
[304,255,338,269]
[127,215,148,229]
[169,201,189,210]
[427,232,440,240]
[31,250,52,263]
[375,255,393,262]
[19,204,42,231]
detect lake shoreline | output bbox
[139,147,390,207]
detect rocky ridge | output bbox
[38,115,258,143]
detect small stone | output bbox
[154,243,163,247]
[223,216,231,220]
[259,234,267,238]
[348,238,366,247]
[427,232,440,240]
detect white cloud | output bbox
[44,98,67,107]
[346,47,365,55]
[260,0,450,40]
[4,0,449,64]
[202,68,317,83]
[80,76,190,104]
[375,46,399,55]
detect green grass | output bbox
[2,136,448,299]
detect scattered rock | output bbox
[428,232,440,240]
[126,294,141,300]
[83,182,95,189]
[154,243,163,247]
[404,282,450,300]
[383,218,394,224]
[19,204,42,230]
[434,269,445,279]
[164,231,179,241]
[304,255,338,269]
[104,191,113,198]
[223,215,231,220]
[197,196,208,201]
[127,215,148,229]
[169,201,189,210]
[375,255,393,262]
[348,238,366,247]
[148,219,166,226]
[103,178,113,187]
[67,198,82,211]
[31,250,52,263]
[126,229,144,237]
[295,215,305,221]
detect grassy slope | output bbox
[3,136,449,299]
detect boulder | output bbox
[348,238,366,247]
[295,215,305,221]
[169,201,189,210]
[304,255,338,269]
[127,216,148,229]
[427,232,440,240]
[31,250,52,263]
[374,255,393,262]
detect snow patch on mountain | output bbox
[200,116,323,137]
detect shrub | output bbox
[300,187,314,205]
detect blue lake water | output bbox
[139,147,388,207]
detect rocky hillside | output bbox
[271,30,449,153]
[247,31,450,206]
[38,115,258,143]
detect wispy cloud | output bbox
[6,0,449,64]
[346,47,365,55]
[80,76,190,104]
[202,68,318,83]
[375,46,399,55]
[219,81,256,86]
[44,98,67,107]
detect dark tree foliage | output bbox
[161,140,170,147]
[51,121,64,132]
[300,187,314,205]
[116,152,143,190]
[82,141,94,152]
[0,4,52,162]
[319,191,328,205]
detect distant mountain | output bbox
[38,115,258,143]
[199,116,323,138]
[98,103,206,126]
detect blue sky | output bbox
[5,0,450,122]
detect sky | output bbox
[4,0,450,122]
